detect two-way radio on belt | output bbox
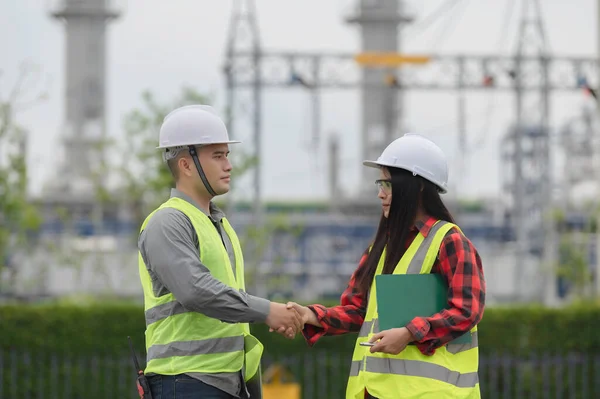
[128,336,153,399]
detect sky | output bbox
[1,0,598,205]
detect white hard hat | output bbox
[363,133,449,193]
[157,104,240,149]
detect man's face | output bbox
[189,143,233,196]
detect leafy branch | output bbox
[0,63,47,294]
[551,207,595,301]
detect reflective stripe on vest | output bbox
[348,358,478,388]
[345,220,480,399]
[404,220,449,274]
[138,197,263,381]
[145,300,188,325]
[148,335,245,360]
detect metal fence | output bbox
[1,349,599,398]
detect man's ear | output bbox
[179,156,193,177]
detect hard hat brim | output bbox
[362,160,383,169]
[362,159,448,194]
[157,140,242,149]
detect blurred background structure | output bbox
[3,0,600,397]
[3,0,598,304]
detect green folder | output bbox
[375,274,472,345]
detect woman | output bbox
[287,133,485,399]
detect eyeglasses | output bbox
[375,179,392,193]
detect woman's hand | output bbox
[368,327,415,355]
[286,302,319,326]
[269,302,320,334]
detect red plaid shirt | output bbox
[302,216,486,356]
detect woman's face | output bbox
[376,167,392,218]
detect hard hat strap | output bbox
[188,145,218,197]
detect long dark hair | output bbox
[354,167,456,296]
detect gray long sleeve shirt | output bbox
[138,189,271,398]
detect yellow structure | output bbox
[354,52,431,67]
[262,364,301,399]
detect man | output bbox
[137,104,303,399]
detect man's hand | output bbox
[286,302,319,326]
[270,302,320,335]
[265,302,303,339]
[368,327,415,355]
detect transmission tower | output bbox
[223,0,263,223]
[224,1,599,299]
[225,3,597,212]
[499,0,553,302]
[561,106,597,209]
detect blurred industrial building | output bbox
[4,0,600,306]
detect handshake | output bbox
[265,301,318,339]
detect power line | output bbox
[428,0,472,52]
[497,0,518,52]
[405,0,464,35]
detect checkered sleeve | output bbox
[405,228,486,355]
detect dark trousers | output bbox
[148,374,236,399]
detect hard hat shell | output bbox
[157,104,240,149]
[363,133,449,193]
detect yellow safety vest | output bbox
[346,220,480,399]
[138,197,263,381]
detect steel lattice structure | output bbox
[226,52,598,91]
[223,0,600,304]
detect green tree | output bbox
[551,207,594,301]
[0,65,44,294]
